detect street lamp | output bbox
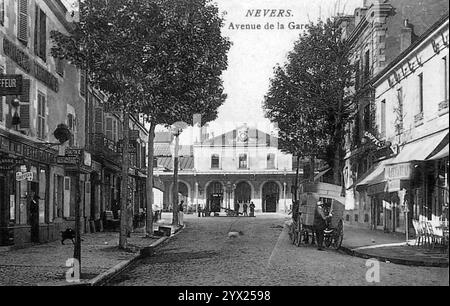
[170,122,188,226]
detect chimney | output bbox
[400,19,413,52]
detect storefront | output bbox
[0,130,58,246]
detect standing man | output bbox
[179,200,184,226]
[249,202,255,217]
[234,202,240,217]
[314,201,327,251]
[242,202,248,216]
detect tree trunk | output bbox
[119,110,130,249]
[172,134,179,226]
[293,155,301,202]
[145,122,156,236]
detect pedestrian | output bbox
[243,202,248,216]
[178,200,184,226]
[313,201,327,251]
[234,202,240,217]
[197,204,202,217]
[249,201,255,217]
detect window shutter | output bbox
[18,0,28,44]
[94,107,103,133]
[39,9,46,60]
[80,70,86,96]
[0,0,4,26]
[105,117,113,140]
[142,145,146,168]
[19,79,31,129]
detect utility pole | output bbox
[74,161,81,276]
[172,131,180,226]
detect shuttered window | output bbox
[17,0,28,44]
[34,5,46,61]
[267,153,275,169]
[105,117,113,140]
[94,107,103,133]
[37,92,46,139]
[0,0,5,26]
[56,58,64,76]
[0,66,3,121]
[19,79,31,129]
[80,70,86,96]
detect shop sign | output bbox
[16,171,33,181]
[83,151,92,167]
[129,130,140,141]
[117,140,137,153]
[65,148,83,157]
[0,74,23,96]
[367,182,386,195]
[57,155,80,165]
[385,162,412,180]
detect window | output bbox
[17,0,28,44]
[418,73,424,113]
[354,214,359,222]
[54,175,63,218]
[238,153,247,169]
[396,88,404,132]
[363,49,370,81]
[80,70,86,97]
[67,114,75,146]
[56,58,64,76]
[105,117,113,140]
[354,60,360,90]
[34,5,46,61]
[380,99,386,137]
[267,153,275,169]
[211,154,219,169]
[443,56,448,102]
[37,92,46,139]
[0,0,5,26]
[363,103,371,132]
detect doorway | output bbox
[262,182,279,212]
[30,182,39,243]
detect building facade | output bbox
[340,0,449,233]
[153,125,324,214]
[0,0,88,246]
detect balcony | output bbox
[88,133,120,164]
[414,112,424,127]
[438,99,449,116]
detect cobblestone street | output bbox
[109,214,449,286]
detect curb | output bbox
[340,245,449,268]
[88,224,185,286]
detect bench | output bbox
[103,210,120,231]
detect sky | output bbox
[177,0,364,144]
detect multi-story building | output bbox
[340,0,449,233]
[0,0,88,246]
[85,88,149,227]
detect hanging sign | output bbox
[0,74,23,96]
[16,171,33,181]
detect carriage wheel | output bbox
[331,220,344,250]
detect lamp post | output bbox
[170,122,187,226]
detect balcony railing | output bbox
[88,133,120,163]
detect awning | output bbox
[314,168,331,182]
[427,144,449,160]
[355,158,394,188]
[389,130,448,164]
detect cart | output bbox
[288,198,344,250]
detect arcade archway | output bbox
[234,181,252,205]
[262,181,279,212]
[206,181,223,212]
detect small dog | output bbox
[228,231,244,238]
[61,228,76,245]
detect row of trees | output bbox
[264,18,356,199]
[51,0,230,249]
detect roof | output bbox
[154,132,173,143]
[199,126,278,147]
[154,143,193,157]
[155,156,194,170]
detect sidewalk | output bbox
[341,224,449,267]
[0,213,182,286]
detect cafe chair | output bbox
[412,220,425,247]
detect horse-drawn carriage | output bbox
[288,195,344,250]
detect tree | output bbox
[51,0,162,249]
[264,18,355,190]
[131,0,230,231]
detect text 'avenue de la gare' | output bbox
[228,22,309,30]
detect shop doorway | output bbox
[262,182,279,212]
[0,175,7,245]
[30,182,39,243]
